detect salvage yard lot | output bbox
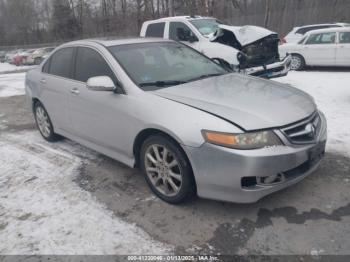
[0,69,350,255]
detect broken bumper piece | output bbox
[242,55,292,79]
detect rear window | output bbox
[296,25,340,35]
[145,22,165,37]
[339,32,350,43]
[48,47,74,79]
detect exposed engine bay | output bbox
[210,25,281,69]
[239,34,280,68]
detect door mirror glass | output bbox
[86,76,115,92]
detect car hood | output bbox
[153,74,316,131]
[210,25,276,46]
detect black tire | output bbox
[140,135,196,204]
[34,101,62,142]
[290,54,305,71]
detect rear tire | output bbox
[140,135,196,204]
[34,101,62,142]
[290,54,305,71]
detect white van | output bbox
[140,16,291,78]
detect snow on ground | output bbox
[0,73,26,97]
[274,71,350,157]
[0,131,172,254]
[0,62,35,74]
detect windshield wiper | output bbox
[186,73,225,83]
[139,80,187,87]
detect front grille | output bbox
[281,112,321,144]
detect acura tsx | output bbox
[25,38,327,204]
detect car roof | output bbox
[63,37,174,47]
[144,15,214,23]
[305,27,350,35]
[295,23,347,29]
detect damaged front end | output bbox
[211,25,291,78]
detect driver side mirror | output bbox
[176,28,197,43]
[87,76,118,92]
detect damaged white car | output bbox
[140,16,291,78]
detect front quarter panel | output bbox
[129,92,242,149]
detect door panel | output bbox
[40,47,75,132]
[40,75,73,132]
[68,82,134,156]
[337,32,350,66]
[68,47,133,157]
[303,32,336,66]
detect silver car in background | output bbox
[25,38,327,204]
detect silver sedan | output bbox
[25,38,327,204]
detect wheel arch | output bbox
[133,128,182,167]
[133,128,197,192]
[290,53,306,70]
[291,52,306,62]
[32,97,41,112]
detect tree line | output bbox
[0,0,349,47]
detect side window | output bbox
[305,32,336,45]
[42,59,50,73]
[74,47,116,83]
[48,47,74,78]
[145,23,165,37]
[169,22,198,42]
[339,32,350,43]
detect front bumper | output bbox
[243,55,292,79]
[183,111,327,203]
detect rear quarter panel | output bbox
[25,68,42,110]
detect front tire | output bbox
[290,54,305,71]
[34,101,62,142]
[140,135,195,204]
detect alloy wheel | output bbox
[290,55,302,70]
[144,144,182,197]
[35,106,51,138]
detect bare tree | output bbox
[1,0,350,47]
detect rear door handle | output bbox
[70,88,80,95]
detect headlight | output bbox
[202,130,282,149]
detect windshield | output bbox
[109,42,227,91]
[190,19,222,36]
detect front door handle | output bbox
[40,78,46,84]
[70,88,80,95]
